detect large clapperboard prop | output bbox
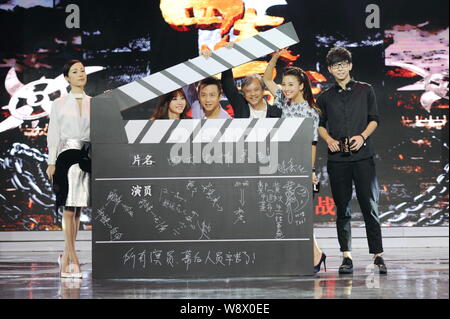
[91,23,315,278]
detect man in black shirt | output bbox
[200,45,281,119]
[221,68,282,118]
[317,47,387,274]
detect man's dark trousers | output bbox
[327,157,383,254]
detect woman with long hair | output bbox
[264,49,327,273]
[150,89,191,120]
[46,60,91,279]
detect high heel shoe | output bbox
[67,263,82,279]
[57,254,62,275]
[314,253,327,273]
[58,254,72,278]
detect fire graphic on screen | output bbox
[160,0,300,79]
[160,0,245,35]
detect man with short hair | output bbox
[200,46,281,119]
[221,68,282,118]
[192,77,232,119]
[317,46,387,275]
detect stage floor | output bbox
[0,248,447,299]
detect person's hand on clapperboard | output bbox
[200,42,234,59]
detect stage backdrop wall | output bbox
[0,0,448,231]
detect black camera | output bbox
[339,137,355,155]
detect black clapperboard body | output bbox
[91,23,314,278]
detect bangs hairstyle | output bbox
[326,46,352,66]
[282,66,321,115]
[151,89,190,120]
[63,59,83,77]
[197,77,222,95]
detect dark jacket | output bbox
[221,69,282,118]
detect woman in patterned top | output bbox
[264,49,327,273]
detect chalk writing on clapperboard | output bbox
[277,158,307,175]
[94,189,136,241]
[159,185,213,239]
[257,180,309,238]
[184,181,224,212]
[131,185,152,197]
[233,180,250,224]
[123,247,256,271]
[168,150,260,168]
[138,198,170,233]
[131,154,155,167]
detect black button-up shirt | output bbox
[317,79,380,162]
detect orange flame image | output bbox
[160,0,244,35]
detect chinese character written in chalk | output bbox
[131,185,152,197]
[131,154,155,167]
[144,186,152,197]
[131,185,142,197]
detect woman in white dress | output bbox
[46,60,91,278]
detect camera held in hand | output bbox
[339,137,355,155]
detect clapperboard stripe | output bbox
[160,69,188,87]
[123,118,309,144]
[135,79,164,96]
[218,118,253,143]
[112,23,299,111]
[124,120,148,144]
[166,63,206,85]
[133,120,154,144]
[261,27,299,50]
[271,118,305,142]
[235,36,273,59]
[139,74,175,95]
[192,119,228,143]
[253,34,280,51]
[166,119,201,144]
[209,52,235,69]
[189,54,228,76]
[140,119,174,144]
[212,46,251,67]
[231,43,258,60]
[184,60,211,78]
[119,82,156,105]
[245,118,280,143]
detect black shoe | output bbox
[339,257,353,274]
[374,256,388,274]
[313,253,327,273]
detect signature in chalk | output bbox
[278,158,306,174]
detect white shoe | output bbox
[67,263,83,279]
[57,254,65,277]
